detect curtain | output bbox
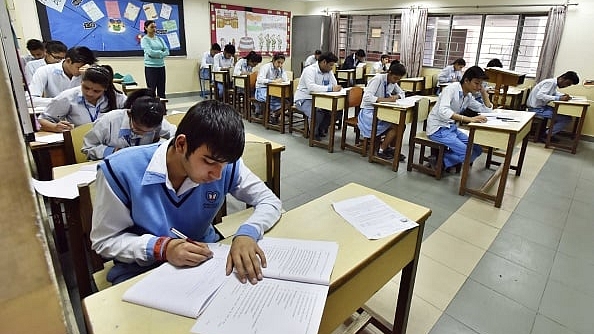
[400,7,428,78]
[328,12,340,56]
[535,6,566,82]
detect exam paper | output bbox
[35,133,64,143]
[332,195,418,239]
[32,170,97,199]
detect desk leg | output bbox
[32,149,53,181]
[50,199,69,253]
[327,100,338,153]
[459,130,475,196]
[493,134,517,208]
[272,152,281,198]
[391,112,407,172]
[309,97,317,147]
[515,136,529,176]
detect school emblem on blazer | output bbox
[205,191,219,202]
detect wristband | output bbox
[162,237,173,262]
[153,236,171,262]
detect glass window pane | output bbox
[515,15,547,76]
[423,16,451,68]
[478,15,519,68]
[451,15,482,66]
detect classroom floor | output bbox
[67,95,594,334]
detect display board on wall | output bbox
[36,0,186,57]
[210,2,291,57]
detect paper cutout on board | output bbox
[36,0,66,13]
[83,21,96,29]
[142,3,158,20]
[105,1,121,18]
[160,3,172,20]
[167,32,180,49]
[123,2,140,21]
[162,20,177,31]
[81,1,105,22]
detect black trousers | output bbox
[145,66,166,98]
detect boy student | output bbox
[82,90,176,160]
[212,44,236,99]
[27,46,96,107]
[358,62,407,161]
[294,52,342,141]
[90,100,282,285]
[199,43,221,79]
[527,71,580,142]
[24,40,67,83]
[427,66,491,171]
[371,54,390,74]
[19,39,45,69]
[303,49,322,68]
[340,49,366,70]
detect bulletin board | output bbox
[36,0,186,57]
[210,2,291,57]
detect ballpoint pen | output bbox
[170,227,200,245]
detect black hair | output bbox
[380,54,390,61]
[453,58,466,66]
[460,66,489,83]
[391,59,401,66]
[223,44,236,55]
[124,88,155,109]
[143,20,155,34]
[272,53,285,62]
[129,96,165,128]
[172,100,244,162]
[314,50,322,55]
[355,49,366,57]
[66,46,97,65]
[388,63,407,76]
[26,39,44,51]
[318,52,338,63]
[83,65,120,110]
[244,51,262,64]
[486,58,503,68]
[44,40,67,55]
[560,71,579,85]
[211,43,221,51]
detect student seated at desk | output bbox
[359,62,407,161]
[19,39,45,69]
[212,44,236,99]
[466,58,502,115]
[90,100,282,284]
[371,54,390,74]
[340,49,366,70]
[82,91,176,160]
[38,65,126,132]
[255,53,289,122]
[303,49,322,68]
[233,51,262,76]
[27,46,96,107]
[527,71,580,142]
[437,58,465,94]
[427,66,491,171]
[199,43,221,81]
[294,52,342,140]
[24,40,67,83]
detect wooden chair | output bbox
[247,72,265,124]
[63,122,93,164]
[288,78,310,138]
[407,98,450,179]
[199,64,211,98]
[164,113,186,126]
[340,86,368,156]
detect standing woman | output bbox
[141,20,169,98]
[254,53,288,121]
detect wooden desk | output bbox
[212,70,231,103]
[459,111,534,208]
[547,99,590,154]
[245,133,285,197]
[30,132,67,181]
[83,183,431,334]
[399,77,425,95]
[310,91,349,153]
[336,66,365,87]
[265,81,292,133]
[370,101,418,172]
[484,67,526,108]
[487,87,524,110]
[232,75,249,117]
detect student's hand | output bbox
[382,95,398,102]
[166,239,213,267]
[55,121,74,132]
[332,85,342,92]
[470,115,488,123]
[272,78,283,83]
[560,94,571,101]
[226,235,266,285]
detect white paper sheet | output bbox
[35,133,64,143]
[332,195,418,239]
[32,170,97,199]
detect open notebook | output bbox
[123,237,339,334]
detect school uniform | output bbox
[212,53,235,98]
[200,51,216,80]
[437,65,463,84]
[371,61,388,74]
[28,61,81,107]
[358,74,406,138]
[303,54,317,67]
[527,78,571,136]
[39,86,126,127]
[90,139,282,283]
[232,58,255,76]
[427,82,491,169]
[81,109,177,160]
[255,62,289,113]
[24,58,48,83]
[294,62,338,138]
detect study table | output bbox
[82,183,431,334]
[546,98,590,154]
[399,77,425,95]
[30,131,67,181]
[309,90,349,153]
[265,81,293,133]
[459,110,534,208]
[232,74,250,118]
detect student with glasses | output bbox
[39,65,126,132]
[82,90,176,160]
[24,40,67,83]
[28,46,97,107]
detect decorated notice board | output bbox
[209,2,291,57]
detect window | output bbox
[338,14,401,62]
[423,13,547,77]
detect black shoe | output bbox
[384,147,395,155]
[377,150,394,160]
[549,135,561,143]
[427,155,438,169]
[398,154,406,162]
[314,135,322,141]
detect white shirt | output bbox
[526,78,562,108]
[82,109,177,160]
[294,62,338,101]
[233,58,255,76]
[90,138,282,264]
[200,51,217,69]
[24,58,49,83]
[426,82,492,135]
[39,86,126,127]
[360,74,406,109]
[256,62,288,89]
[371,61,388,74]
[438,65,463,84]
[303,55,317,67]
[28,61,81,107]
[212,53,234,71]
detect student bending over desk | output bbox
[90,100,282,285]
[427,66,491,171]
[38,65,126,132]
[82,92,176,160]
[255,53,289,121]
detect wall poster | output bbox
[209,2,291,57]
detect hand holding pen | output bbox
[55,120,74,132]
[167,227,213,267]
